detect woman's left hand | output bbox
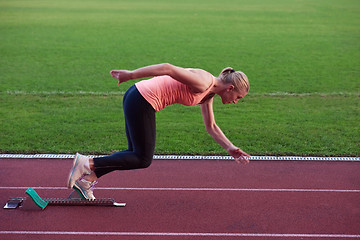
[110,70,132,85]
[228,146,251,165]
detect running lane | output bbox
[0,158,359,240]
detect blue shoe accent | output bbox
[73,184,87,200]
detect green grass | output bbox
[1,93,358,156]
[0,0,359,156]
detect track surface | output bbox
[1,158,360,240]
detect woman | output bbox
[67,63,251,199]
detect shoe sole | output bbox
[67,153,81,189]
[73,183,88,200]
[73,182,95,200]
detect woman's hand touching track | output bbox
[235,155,250,165]
[110,70,133,85]
[228,147,251,165]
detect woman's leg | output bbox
[92,85,156,178]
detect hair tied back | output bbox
[221,67,235,75]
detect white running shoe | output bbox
[67,153,91,189]
[73,178,97,200]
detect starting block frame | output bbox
[4,187,126,210]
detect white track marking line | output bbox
[1,154,359,161]
[0,186,359,193]
[0,231,359,238]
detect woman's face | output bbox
[220,86,247,104]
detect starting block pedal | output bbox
[4,187,126,210]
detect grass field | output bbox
[0,0,359,156]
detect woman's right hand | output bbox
[227,146,251,165]
[110,70,133,85]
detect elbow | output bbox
[159,63,173,75]
[205,123,216,134]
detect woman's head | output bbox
[217,67,249,104]
[219,67,249,93]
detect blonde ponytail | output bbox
[220,67,235,75]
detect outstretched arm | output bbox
[201,99,250,165]
[110,63,212,92]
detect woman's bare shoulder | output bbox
[187,68,214,83]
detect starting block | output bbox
[3,187,126,210]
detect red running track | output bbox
[0,158,360,240]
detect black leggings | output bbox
[93,85,156,178]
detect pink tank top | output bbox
[135,75,215,112]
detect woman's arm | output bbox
[201,99,250,165]
[111,63,212,92]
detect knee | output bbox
[138,155,153,169]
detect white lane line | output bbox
[0,186,359,193]
[0,231,359,238]
[1,154,359,161]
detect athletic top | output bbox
[135,75,215,112]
